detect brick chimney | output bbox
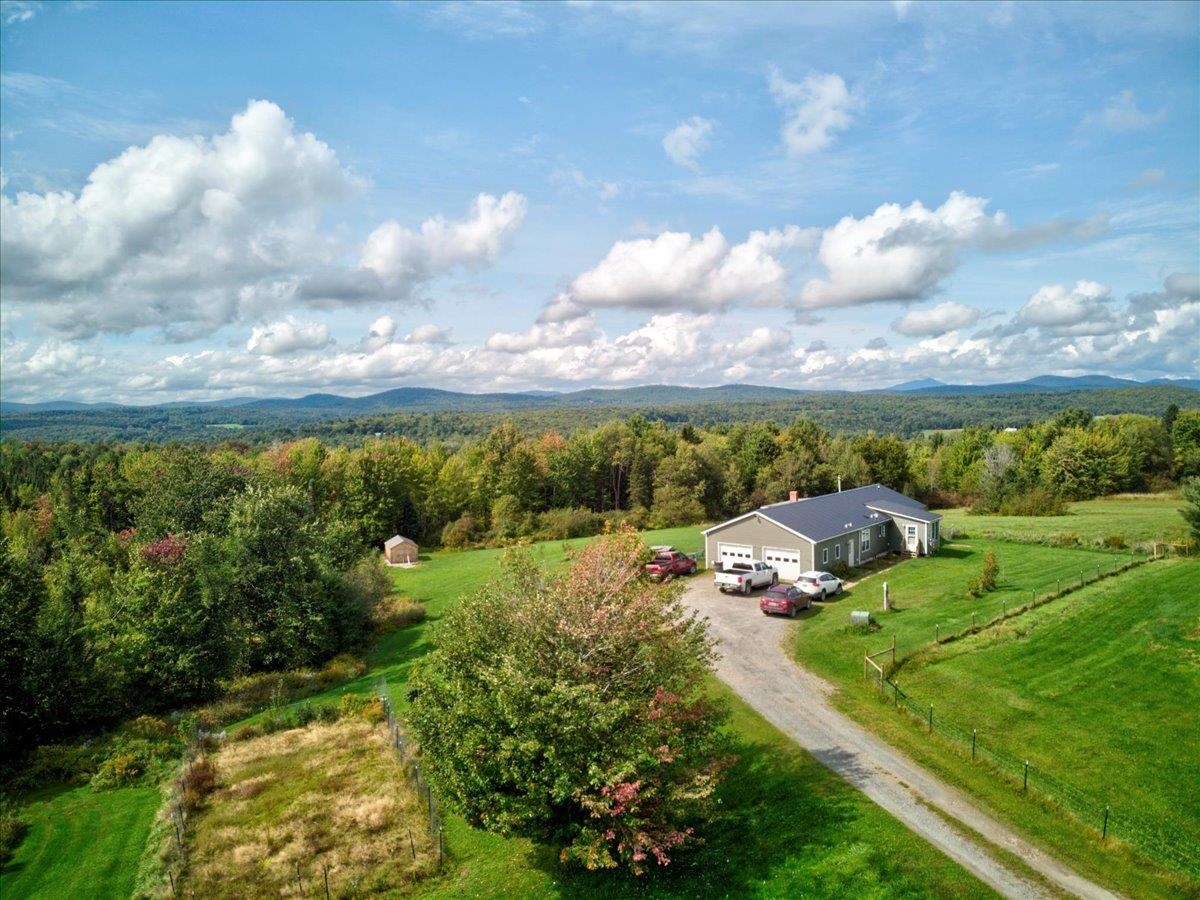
[789,490,799,502]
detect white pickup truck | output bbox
[715,561,778,594]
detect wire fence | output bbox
[881,678,1199,877]
[905,552,1149,658]
[376,678,446,872]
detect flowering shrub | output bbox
[141,533,188,566]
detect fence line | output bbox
[882,678,1198,877]
[376,678,446,873]
[859,553,1196,878]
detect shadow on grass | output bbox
[519,738,866,898]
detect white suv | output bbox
[795,570,843,600]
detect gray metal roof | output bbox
[749,484,938,542]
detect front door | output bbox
[906,525,918,553]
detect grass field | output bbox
[186,719,438,897]
[0,783,160,899]
[888,560,1200,872]
[234,525,997,898]
[793,539,1200,897]
[939,494,1190,547]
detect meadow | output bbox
[939,494,1190,547]
[792,533,1199,896]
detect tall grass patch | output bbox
[184,719,437,897]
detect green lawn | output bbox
[251,525,996,898]
[889,560,1200,873]
[939,494,1190,547]
[793,539,1200,897]
[0,784,160,899]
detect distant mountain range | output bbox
[3,374,1196,415]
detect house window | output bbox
[834,544,841,560]
[860,528,870,551]
[878,524,886,538]
[931,521,939,541]
[821,547,828,565]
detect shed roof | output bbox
[384,535,417,549]
[706,484,938,543]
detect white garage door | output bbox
[763,547,801,581]
[718,543,753,568]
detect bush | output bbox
[25,743,101,785]
[540,507,602,541]
[995,486,1068,517]
[371,597,426,634]
[90,753,144,791]
[1102,533,1127,549]
[181,757,218,812]
[1050,532,1081,547]
[0,797,28,865]
[966,551,1000,598]
[230,724,262,742]
[441,514,477,549]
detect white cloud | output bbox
[247,317,332,356]
[662,116,715,171]
[799,192,1008,309]
[768,67,858,156]
[891,301,982,337]
[1,1,40,24]
[1015,280,1119,335]
[359,191,526,285]
[485,314,600,353]
[424,0,543,38]
[404,323,452,345]
[570,225,817,312]
[1083,90,1166,132]
[1,101,526,338]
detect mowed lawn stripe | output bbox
[892,559,1200,861]
[0,784,160,899]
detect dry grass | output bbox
[184,719,438,897]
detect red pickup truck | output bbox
[645,549,698,580]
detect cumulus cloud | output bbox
[797,192,1104,310]
[1,101,526,338]
[663,116,715,171]
[404,323,452,345]
[1015,280,1118,335]
[359,191,526,285]
[1083,90,1166,132]
[768,67,859,156]
[246,317,332,356]
[485,314,601,353]
[891,301,982,337]
[570,225,817,312]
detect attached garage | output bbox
[762,547,802,581]
[703,484,941,580]
[717,542,754,568]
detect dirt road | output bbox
[682,580,1121,900]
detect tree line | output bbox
[1,405,1196,761]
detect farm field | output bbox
[0,783,160,899]
[793,541,1199,896]
[219,525,996,898]
[938,493,1189,546]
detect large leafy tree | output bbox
[408,528,732,874]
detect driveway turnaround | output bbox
[682,580,1121,900]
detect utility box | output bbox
[851,610,871,626]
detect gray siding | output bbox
[705,514,814,574]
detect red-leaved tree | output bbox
[408,526,733,873]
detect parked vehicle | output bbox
[796,570,844,600]
[645,550,698,580]
[759,583,810,618]
[715,561,778,594]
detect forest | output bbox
[1,403,1197,765]
[2,383,1196,445]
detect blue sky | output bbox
[1,0,1197,402]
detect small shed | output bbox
[383,534,419,565]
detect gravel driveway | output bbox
[682,579,1121,900]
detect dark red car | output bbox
[645,550,698,580]
[759,583,810,618]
